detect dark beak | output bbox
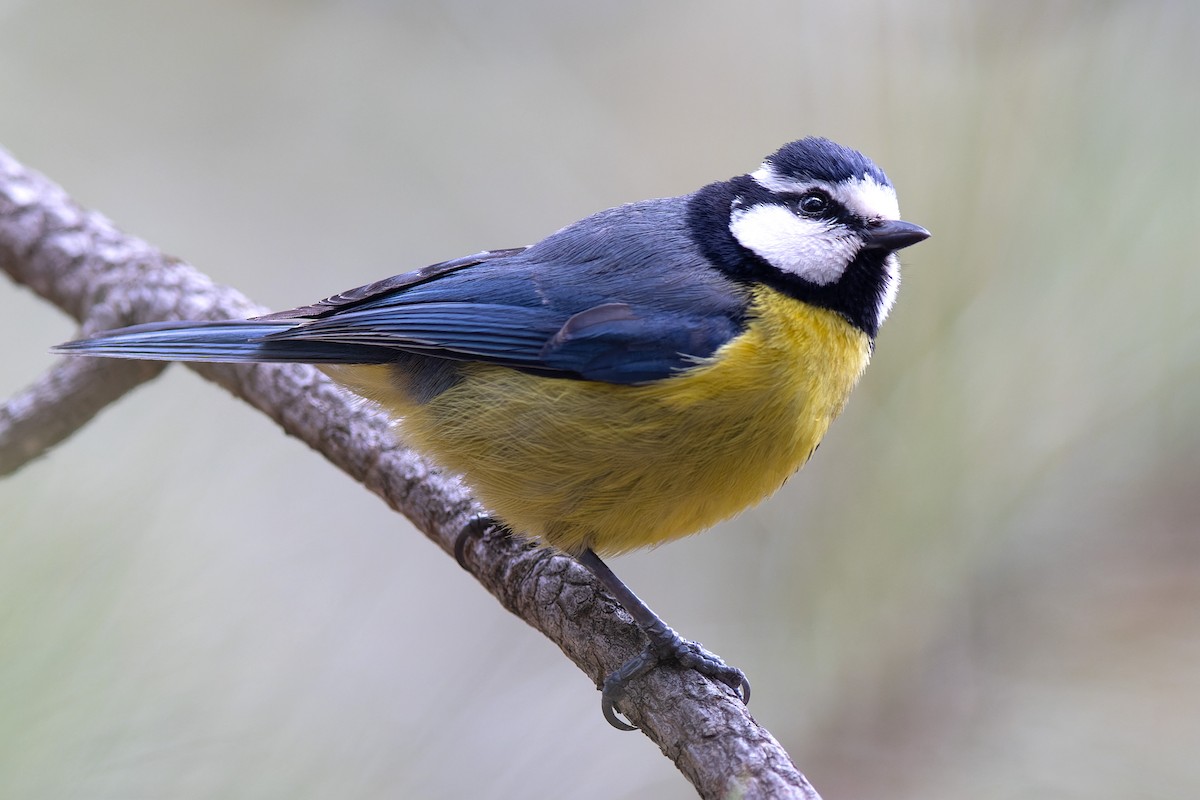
[861,219,930,251]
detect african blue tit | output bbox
[55,137,929,728]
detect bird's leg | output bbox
[576,548,751,731]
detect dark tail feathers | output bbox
[53,320,395,364]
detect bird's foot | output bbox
[574,547,750,730]
[601,618,750,730]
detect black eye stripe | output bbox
[797,191,829,215]
[780,190,857,226]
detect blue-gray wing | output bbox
[254,249,528,321]
[263,198,750,384]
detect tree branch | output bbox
[0,355,162,475]
[0,144,822,800]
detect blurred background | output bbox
[1,2,1197,798]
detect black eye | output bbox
[796,191,830,216]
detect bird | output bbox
[54,137,929,729]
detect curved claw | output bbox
[601,698,638,731]
[695,655,749,704]
[454,514,500,570]
[599,647,659,731]
[687,657,750,705]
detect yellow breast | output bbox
[328,287,872,556]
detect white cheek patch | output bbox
[729,203,860,285]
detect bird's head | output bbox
[689,137,929,337]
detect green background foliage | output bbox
[2,2,1197,797]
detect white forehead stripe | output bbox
[729,203,860,285]
[751,164,810,195]
[840,174,900,221]
[751,164,901,221]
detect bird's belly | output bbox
[347,290,873,556]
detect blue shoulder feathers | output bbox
[272,198,750,384]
